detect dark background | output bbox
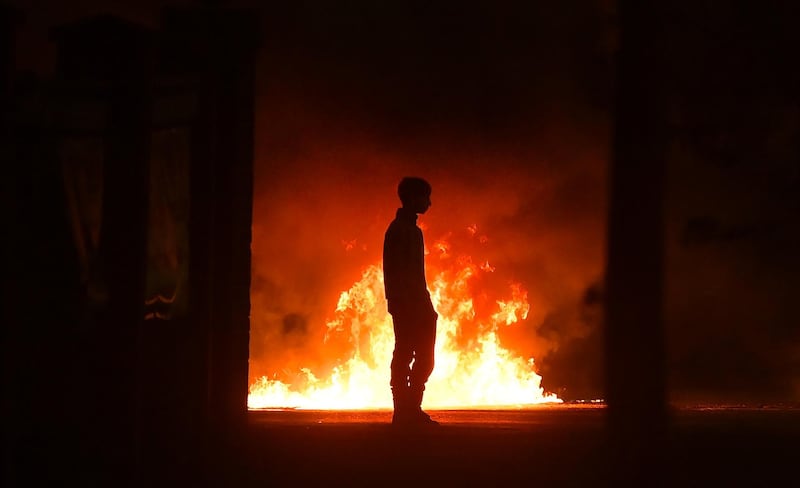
[6,0,800,404]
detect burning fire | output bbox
[248,227,561,409]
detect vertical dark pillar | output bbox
[51,16,152,483]
[163,4,259,436]
[100,24,151,484]
[1,6,22,486]
[0,4,19,100]
[6,6,92,484]
[604,0,669,484]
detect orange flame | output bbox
[248,232,561,410]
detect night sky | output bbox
[7,0,800,403]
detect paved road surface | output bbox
[218,405,798,486]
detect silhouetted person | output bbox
[383,177,439,426]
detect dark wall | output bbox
[3,6,259,486]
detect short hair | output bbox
[398,177,431,205]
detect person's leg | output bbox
[408,317,438,425]
[408,324,435,390]
[390,315,415,424]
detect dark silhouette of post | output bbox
[605,0,669,484]
[162,3,259,435]
[50,15,153,482]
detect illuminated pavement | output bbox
[221,405,800,486]
[249,403,604,427]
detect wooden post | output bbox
[51,15,153,482]
[604,1,669,484]
[163,4,259,435]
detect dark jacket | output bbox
[383,207,433,316]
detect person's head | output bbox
[398,177,432,214]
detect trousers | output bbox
[390,308,437,391]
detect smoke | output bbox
[247,1,614,392]
[248,100,609,392]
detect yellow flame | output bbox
[249,244,561,410]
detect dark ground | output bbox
[203,405,800,487]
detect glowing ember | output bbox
[248,231,561,410]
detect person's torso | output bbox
[383,209,427,304]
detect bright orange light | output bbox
[248,230,561,410]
